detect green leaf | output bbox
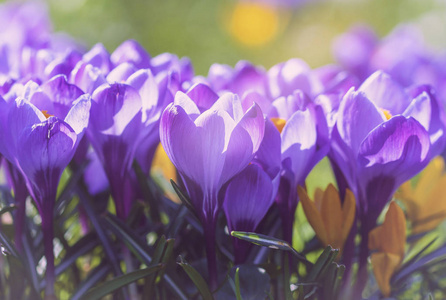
[104,214,154,265]
[82,264,164,300]
[235,267,242,300]
[170,180,197,216]
[76,187,124,281]
[306,246,338,282]
[55,232,99,276]
[283,254,293,300]
[71,263,112,300]
[104,215,188,300]
[217,265,271,300]
[402,236,438,270]
[231,231,311,267]
[133,160,161,223]
[177,256,213,300]
[0,230,20,258]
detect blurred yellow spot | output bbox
[41,110,53,119]
[369,202,406,297]
[271,118,286,133]
[380,108,392,120]
[151,143,180,203]
[396,156,446,234]
[298,184,355,258]
[229,2,279,47]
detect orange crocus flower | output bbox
[397,156,446,234]
[369,201,406,297]
[298,184,355,255]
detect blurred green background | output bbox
[45,0,445,75]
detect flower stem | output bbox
[41,217,55,297]
[203,221,217,290]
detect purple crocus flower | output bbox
[150,52,194,93]
[332,24,378,81]
[160,91,265,288]
[224,164,275,264]
[128,69,173,174]
[86,82,143,220]
[328,83,433,293]
[207,60,268,98]
[268,91,330,243]
[110,40,151,69]
[333,24,446,103]
[0,92,90,297]
[267,58,323,100]
[224,119,281,264]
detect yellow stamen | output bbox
[41,110,53,119]
[271,118,286,133]
[380,108,392,120]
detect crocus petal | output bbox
[160,104,205,186]
[281,108,317,184]
[235,102,264,152]
[333,25,377,80]
[70,63,107,94]
[126,69,159,111]
[106,63,138,83]
[186,83,219,112]
[413,156,444,201]
[82,43,112,74]
[3,98,45,162]
[359,116,430,220]
[209,93,244,123]
[230,61,267,98]
[224,164,274,231]
[64,94,91,136]
[268,90,309,120]
[268,58,316,99]
[368,202,406,259]
[17,117,77,205]
[370,252,400,297]
[241,91,271,115]
[253,118,281,179]
[336,88,386,157]
[298,186,328,245]
[403,86,446,156]
[341,189,356,243]
[195,109,236,190]
[173,92,200,119]
[89,83,142,137]
[359,116,430,180]
[358,71,410,114]
[110,39,151,69]
[224,164,274,264]
[321,184,343,249]
[41,75,85,117]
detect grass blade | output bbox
[82,264,164,300]
[177,256,213,300]
[231,231,311,266]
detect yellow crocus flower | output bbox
[397,156,446,234]
[369,201,406,297]
[151,143,180,203]
[228,2,280,47]
[298,184,355,255]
